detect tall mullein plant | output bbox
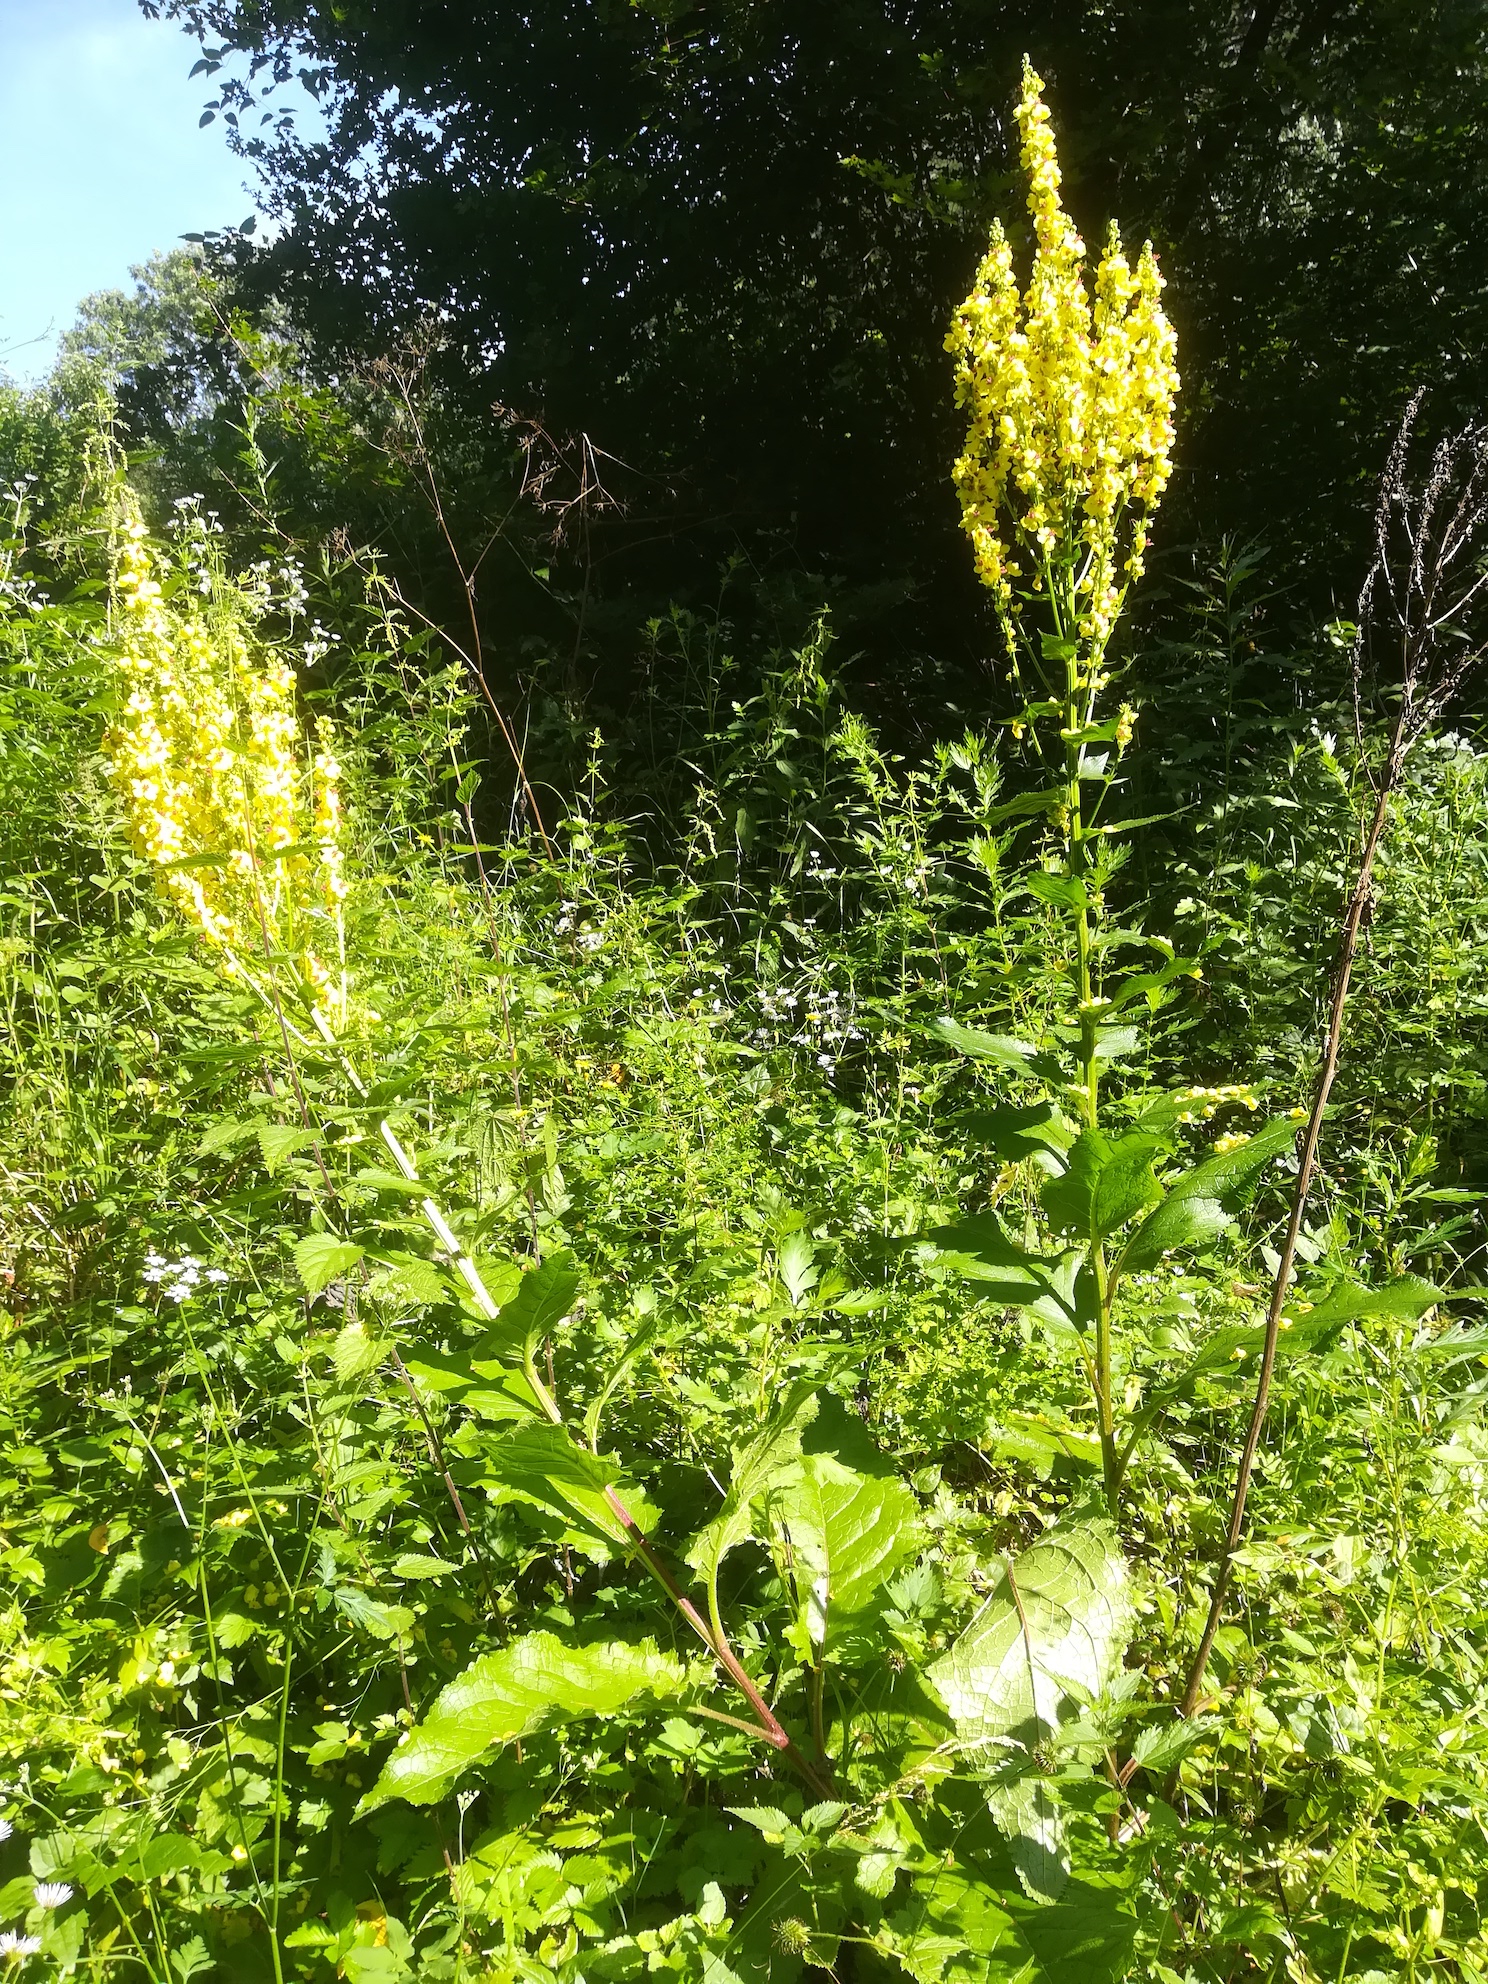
[946,60,1178,1063]
[939,67,1287,1509]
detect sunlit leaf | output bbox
[359,1633,687,1809]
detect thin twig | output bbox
[1173,391,1488,1734]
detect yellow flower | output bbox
[103,496,349,1028]
[946,61,1178,648]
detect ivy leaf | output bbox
[358,1632,687,1810]
[294,1234,365,1297]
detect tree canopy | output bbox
[144,0,1488,650]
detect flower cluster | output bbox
[1173,1083,1258,1125]
[753,975,865,1075]
[103,495,349,1027]
[946,61,1178,644]
[141,1251,230,1304]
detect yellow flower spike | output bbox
[103,494,350,1031]
[948,61,1178,653]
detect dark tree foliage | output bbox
[142,0,1488,670]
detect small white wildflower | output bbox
[0,1818,11,1841]
[0,1932,42,1955]
[33,1883,72,1910]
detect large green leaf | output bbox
[924,1213,1088,1342]
[685,1382,819,1591]
[928,1523,1133,1900]
[928,1018,1067,1086]
[959,1102,1076,1175]
[1182,1274,1442,1382]
[930,1521,1132,1743]
[473,1420,659,1555]
[881,1869,1135,1983]
[358,1633,687,1810]
[772,1454,923,1651]
[1119,1114,1298,1271]
[1040,1130,1163,1242]
[480,1251,580,1363]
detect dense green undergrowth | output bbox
[6,381,1488,1984]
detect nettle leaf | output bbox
[727,1805,798,1841]
[985,784,1068,825]
[476,1420,659,1556]
[1040,1131,1162,1242]
[197,1117,260,1157]
[366,1255,455,1308]
[772,1454,923,1651]
[333,1587,415,1642]
[1090,1024,1143,1066]
[685,1382,819,1591]
[330,1322,390,1384]
[295,1234,365,1297]
[391,1553,455,1580]
[929,1523,1134,1902]
[1129,1715,1222,1774]
[359,1632,687,1810]
[1120,1114,1298,1271]
[258,1123,318,1173]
